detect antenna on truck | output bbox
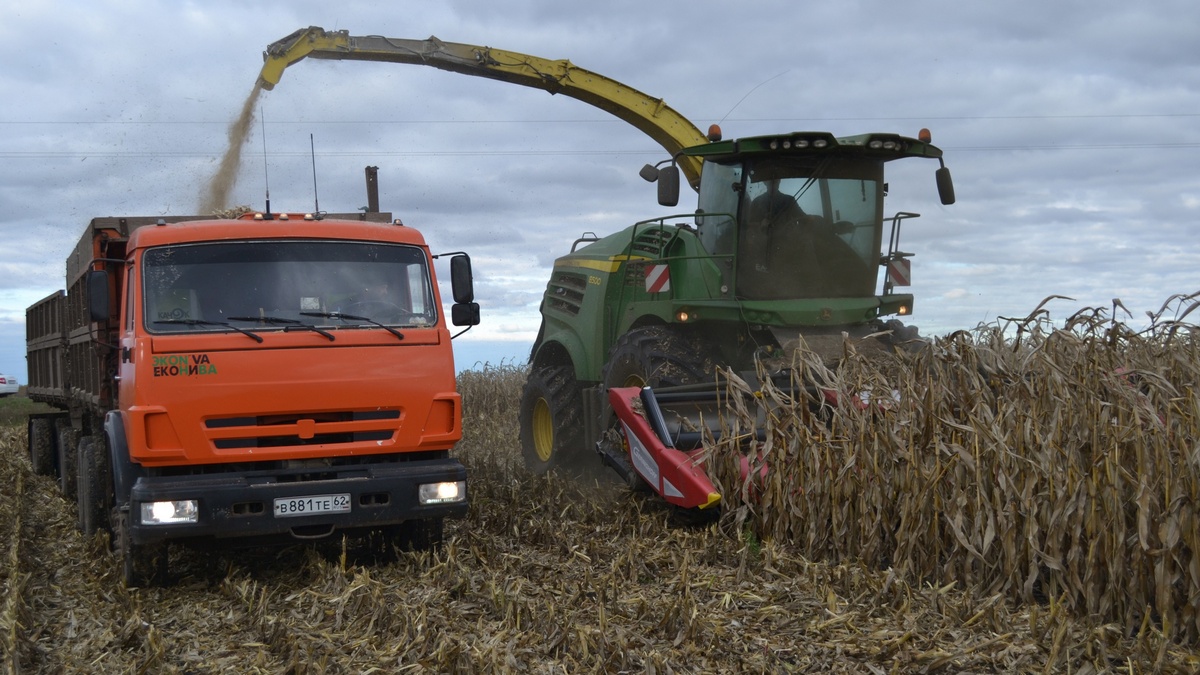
[260,108,271,216]
[310,133,320,215]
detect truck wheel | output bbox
[77,436,112,536]
[57,426,80,501]
[399,517,444,552]
[29,418,55,476]
[602,325,717,390]
[519,365,584,474]
[114,511,168,588]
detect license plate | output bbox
[274,493,351,518]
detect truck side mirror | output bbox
[449,254,480,327]
[450,254,474,304]
[451,302,480,327]
[656,165,680,207]
[936,166,956,205]
[86,270,110,323]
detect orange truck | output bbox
[26,201,480,586]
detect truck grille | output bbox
[205,409,400,450]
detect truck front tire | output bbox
[114,511,167,588]
[77,436,112,536]
[399,517,444,552]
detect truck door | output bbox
[118,265,137,408]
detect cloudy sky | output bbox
[2,0,1197,379]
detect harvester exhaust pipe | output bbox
[365,166,380,213]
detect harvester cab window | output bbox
[695,161,741,257]
[735,159,884,300]
[142,240,437,334]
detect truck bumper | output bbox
[127,458,468,546]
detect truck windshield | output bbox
[143,240,436,333]
[735,157,884,300]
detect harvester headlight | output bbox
[676,310,693,322]
[140,500,199,525]
[419,480,466,505]
[781,140,792,149]
[898,304,911,316]
[869,140,884,149]
[794,139,810,148]
[813,139,828,148]
[768,139,779,150]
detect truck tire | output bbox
[114,510,167,588]
[57,425,80,501]
[602,325,718,390]
[30,418,55,476]
[77,436,112,536]
[519,365,584,474]
[398,517,444,552]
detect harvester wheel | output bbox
[29,418,55,476]
[519,365,584,474]
[601,326,720,492]
[602,325,717,390]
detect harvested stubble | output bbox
[3,344,1200,672]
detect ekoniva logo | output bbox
[152,353,217,377]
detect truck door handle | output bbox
[122,346,132,363]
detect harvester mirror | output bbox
[656,164,680,207]
[936,166,956,205]
[450,254,474,304]
[86,270,110,323]
[638,164,660,182]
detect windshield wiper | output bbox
[300,311,405,341]
[228,315,335,341]
[153,319,263,343]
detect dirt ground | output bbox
[3,424,1198,674]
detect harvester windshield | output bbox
[697,157,884,301]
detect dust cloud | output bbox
[198,82,263,214]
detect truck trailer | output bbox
[26,206,480,586]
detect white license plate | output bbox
[274,493,351,518]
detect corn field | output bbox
[708,294,1200,648]
[2,298,1200,672]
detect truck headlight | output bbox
[140,500,199,525]
[419,481,465,505]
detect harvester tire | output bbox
[29,418,55,476]
[602,325,717,390]
[602,325,721,495]
[519,365,584,474]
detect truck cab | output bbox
[28,210,480,586]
